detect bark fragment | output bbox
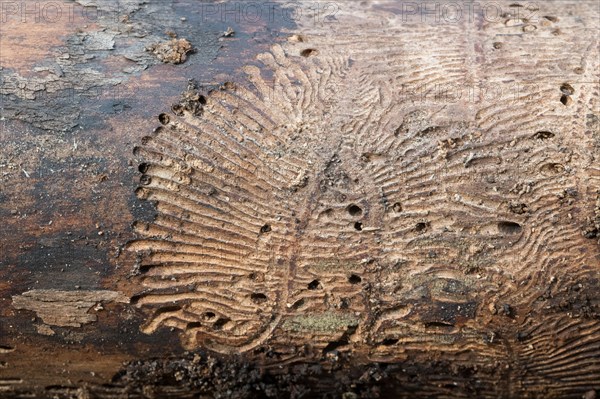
[12,290,128,327]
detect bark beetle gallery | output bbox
[0,1,599,398]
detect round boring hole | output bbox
[213,317,230,330]
[560,83,575,95]
[498,221,523,234]
[354,221,363,231]
[204,312,216,320]
[138,163,149,173]
[415,222,429,232]
[347,204,363,217]
[533,131,555,140]
[139,175,152,186]
[171,104,184,115]
[250,293,268,304]
[158,113,170,125]
[348,274,362,284]
[260,224,272,233]
[300,48,318,57]
[560,95,572,106]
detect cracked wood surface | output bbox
[1,0,599,398]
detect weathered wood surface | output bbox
[1,0,599,398]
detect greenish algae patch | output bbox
[282,313,359,333]
[309,260,362,273]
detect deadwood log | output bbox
[0,1,599,398]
